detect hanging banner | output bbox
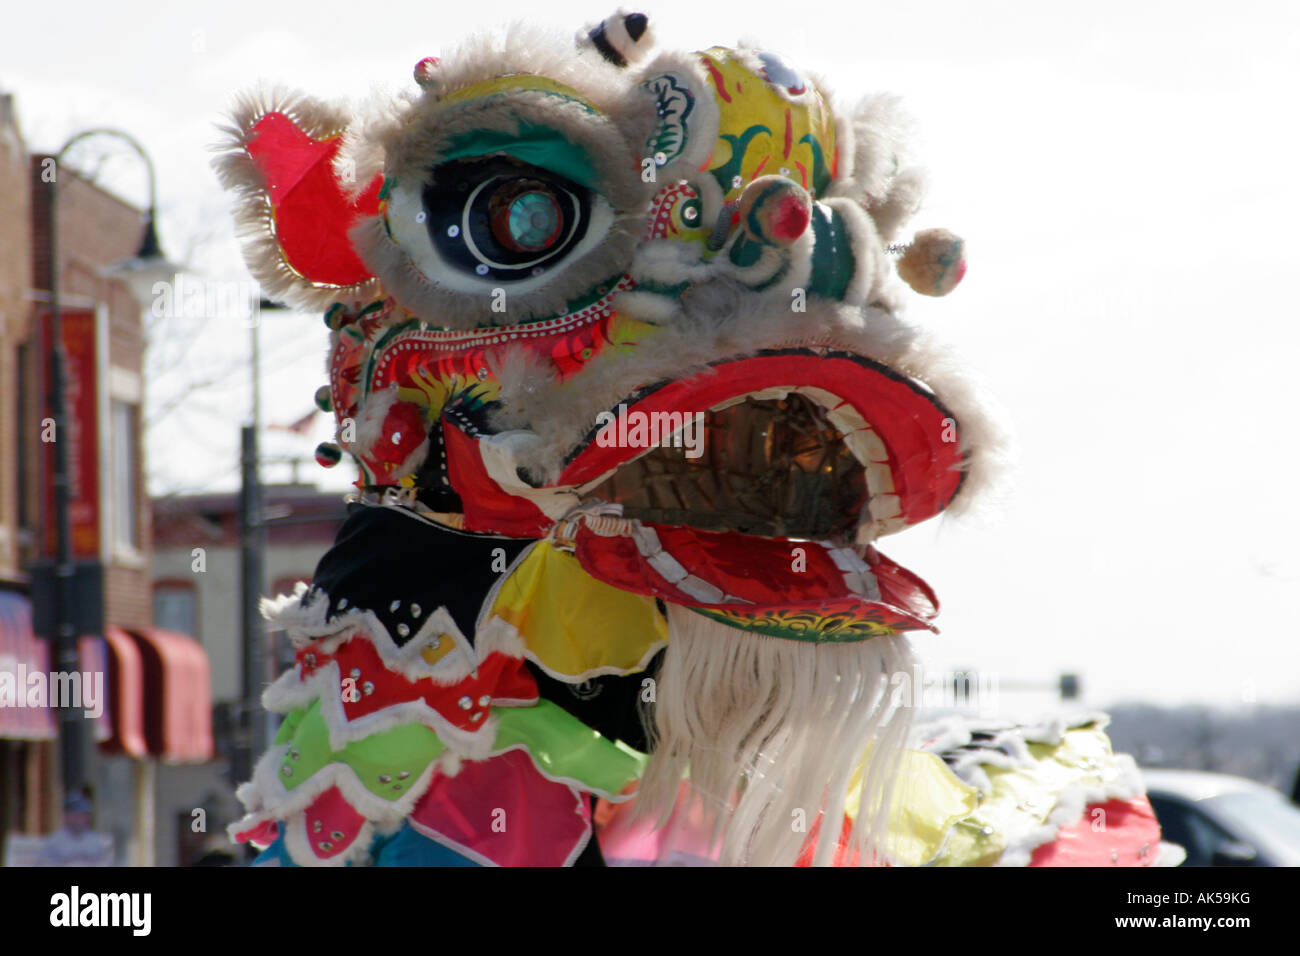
[38,307,103,559]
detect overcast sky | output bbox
[5,0,1298,711]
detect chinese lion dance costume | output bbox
[216,11,1176,867]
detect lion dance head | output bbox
[218,10,1002,867]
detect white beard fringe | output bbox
[636,603,918,867]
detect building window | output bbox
[111,400,140,552]
[153,582,197,640]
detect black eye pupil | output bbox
[421,158,591,281]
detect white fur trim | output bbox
[636,605,918,866]
[261,587,484,686]
[211,85,383,311]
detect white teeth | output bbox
[630,523,663,556]
[677,575,726,604]
[869,494,903,521]
[826,546,867,572]
[734,386,792,404]
[845,426,890,465]
[825,546,881,600]
[707,387,789,413]
[648,550,689,583]
[619,519,750,604]
[825,402,867,436]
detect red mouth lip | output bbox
[551,347,961,635]
[559,347,966,534]
[570,520,941,636]
[445,347,965,634]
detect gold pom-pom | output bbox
[896,228,966,297]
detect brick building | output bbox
[0,92,52,854]
[0,92,212,866]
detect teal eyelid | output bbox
[440,122,601,193]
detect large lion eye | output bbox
[491,184,563,252]
[420,158,592,281]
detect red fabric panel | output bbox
[1029,796,1164,867]
[245,112,381,286]
[302,786,368,862]
[444,420,552,537]
[295,635,536,733]
[573,523,937,630]
[409,749,591,866]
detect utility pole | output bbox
[44,149,87,798]
[237,424,266,783]
[237,293,273,782]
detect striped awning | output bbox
[0,590,58,740]
[3,590,211,761]
[100,626,147,758]
[2,591,121,744]
[128,627,213,763]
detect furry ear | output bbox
[632,52,722,215]
[828,93,926,244]
[212,87,385,310]
[581,10,656,66]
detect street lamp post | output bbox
[45,129,176,796]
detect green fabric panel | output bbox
[709,125,770,196]
[269,698,646,804]
[728,235,764,268]
[493,699,645,796]
[441,123,600,191]
[273,707,307,746]
[798,133,832,197]
[808,203,855,301]
[274,699,445,802]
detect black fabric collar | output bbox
[307,502,533,647]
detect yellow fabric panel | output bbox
[489,541,668,681]
[698,47,837,202]
[933,725,1117,867]
[844,749,979,867]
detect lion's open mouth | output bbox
[439,347,964,637]
[584,394,867,540]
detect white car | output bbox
[1142,769,1300,867]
